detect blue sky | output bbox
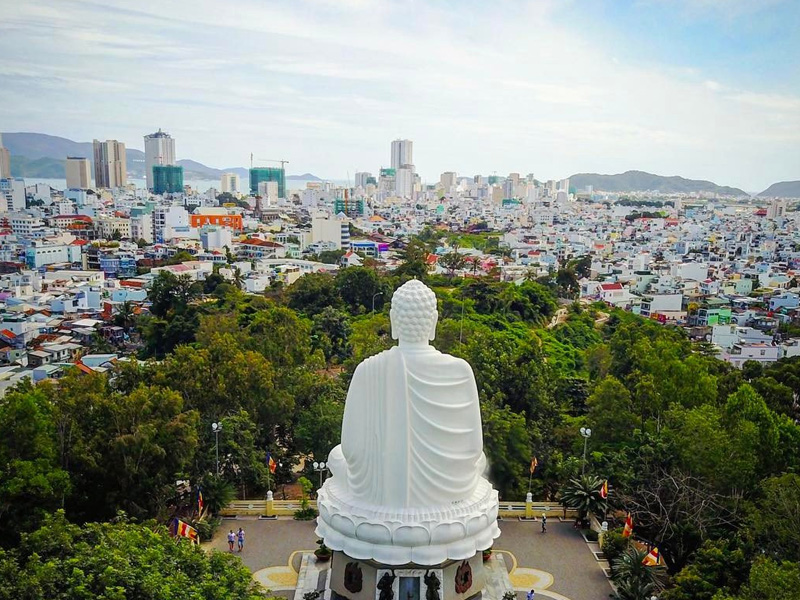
[0,0,798,191]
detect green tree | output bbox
[661,539,749,600]
[0,511,267,599]
[335,267,386,313]
[295,395,345,463]
[112,300,136,332]
[586,376,637,444]
[0,387,70,540]
[481,400,532,500]
[148,271,201,318]
[102,385,199,519]
[312,307,352,363]
[287,272,341,316]
[716,558,800,600]
[559,474,608,520]
[440,251,467,278]
[216,411,270,499]
[610,547,666,600]
[748,473,800,562]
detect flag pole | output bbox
[266,451,272,492]
[528,466,533,494]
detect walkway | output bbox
[206,518,612,600]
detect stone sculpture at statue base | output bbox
[293,550,517,600]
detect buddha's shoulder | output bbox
[438,352,473,372]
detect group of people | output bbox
[227,527,245,552]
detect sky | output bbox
[0,0,798,192]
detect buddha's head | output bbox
[390,279,438,344]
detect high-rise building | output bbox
[440,172,457,191]
[144,129,176,191]
[152,165,184,195]
[0,134,10,179]
[65,157,92,189]
[354,172,372,189]
[220,172,240,194]
[249,167,285,198]
[396,167,415,199]
[92,139,127,188]
[391,139,413,170]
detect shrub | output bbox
[293,506,318,521]
[601,529,630,563]
[193,516,221,542]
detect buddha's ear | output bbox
[428,311,438,341]
[390,307,399,340]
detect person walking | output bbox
[237,527,245,552]
[227,530,235,552]
[541,514,547,533]
[526,589,535,600]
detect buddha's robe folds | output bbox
[337,345,486,509]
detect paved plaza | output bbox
[207,518,613,600]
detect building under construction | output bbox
[249,167,285,198]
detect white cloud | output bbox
[0,0,797,190]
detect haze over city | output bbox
[1,0,799,191]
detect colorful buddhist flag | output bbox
[197,487,204,515]
[173,519,199,544]
[643,546,660,566]
[529,457,538,474]
[599,480,608,499]
[267,452,277,474]
[622,513,633,538]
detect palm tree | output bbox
[559,474,608,520]
[612,578,659,600]
[232,267,245,289]
[114,301,136,332]
[200,475,236,516]
[611,547,666,600]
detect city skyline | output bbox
[1,0,799,191]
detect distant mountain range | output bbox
[1,132,322,182]
[3,133,795,195]
[757,181,800,198]
[568,170,748,196]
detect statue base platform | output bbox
[316,477,500,565]
[293,551,513,600]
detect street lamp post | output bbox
[212,422,221,475]
[580,426,592,475]
[313,461,327,488]
[372,291,383,313]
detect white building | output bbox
[153,205,189,243]
[0,178,26,212]
[220,173,240,195]
[721,343,781,369]
[96,216,131,239]
[311,211,350,250]
[711,325,773,350]
[396,167,415,199]
[130,214,154,243]
[8,214,46,236]
[144,129,176,191]
[200,226,233,251]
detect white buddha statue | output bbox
[317,279,499,565]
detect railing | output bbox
[220,497,579,519]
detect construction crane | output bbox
[250,154,289,170]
